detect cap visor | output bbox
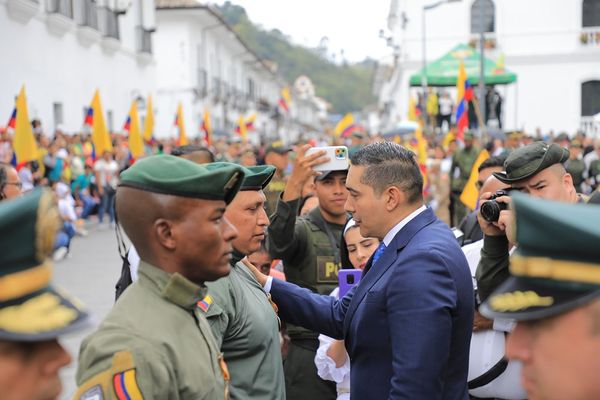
[0,286,91,341]
[480,276,599,321]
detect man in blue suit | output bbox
[251,142,473,399]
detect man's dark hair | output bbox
[478,155,507,173]
[350,142,423,203]
[171,145,215,162]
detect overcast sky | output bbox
[211,0,392,63]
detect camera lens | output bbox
[480,201,501,222]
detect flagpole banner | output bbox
[175,103,188,146]
[87,89,113,157]
[124,101,144,160]
[460,149,490,210]
[143,94,154,142]
[12,86,39,166]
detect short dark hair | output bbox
[171,145,215,162]
[350,142,423,203]
[478,155,507,173]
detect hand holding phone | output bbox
[304,146,349,172]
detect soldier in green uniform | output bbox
[75,155,244,399]
[263,141,292,216]
[564,140,586,193]
[476,142,584,304]
[0,189,89,400]
[268,144,348,400]
[200,163,285,400]
[450,131,480,225]
[481,193,600,400]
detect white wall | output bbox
[0,0,156,134]
[381,0,600,134]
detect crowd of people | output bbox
[1,117,600,400]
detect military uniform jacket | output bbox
[75,261,228,400]
[203,254,285,400]
[268,197,344,339]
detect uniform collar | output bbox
[138,261,207,310]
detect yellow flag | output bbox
[202,109,212,146]
[90,89,112,156]
[143,94,154,142]
[237,114,247,139]
[175,103,188,146]
[126,101,144,159]
[460,149,490,210]
[334,113,354,137]
[408,97,418,122]
[13,86,39,164]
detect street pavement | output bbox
[53,226,122,399]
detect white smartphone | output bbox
[305,146,349,172]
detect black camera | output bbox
[480,189,510,222]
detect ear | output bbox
[563,172,574,193]
[154,219,177,250]
[384,186,405,212]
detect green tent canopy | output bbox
[409,44,517,87]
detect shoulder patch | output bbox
[113,369,143,400]
[197,294,213,312]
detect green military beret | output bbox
[0,189,89,341]
[464,131,475,140]
[480,192,600,321]
[119,155,245,204]
[205,162,276,191]
[493,141,569,184]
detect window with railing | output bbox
[136,26,153,54]
[77,0,98,30]
[47,0,73,18]
[581,0,600,45]
[212,77,222,101]
[98,6,119,40]
[582,80,600,117]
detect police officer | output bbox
[200,163,285,400]
[476,141,584,303]
[0,189,89,399]
[564,140,586,193]
[481,193,600,400]
[75,155,244,399]
[450,131,480,225]
[268,144,348,400]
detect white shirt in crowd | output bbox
[94,159,119,189]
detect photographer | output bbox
[476,142,582,302]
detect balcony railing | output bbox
[77,0,98,30]
[580,27,600,46]
[197,69,208,97]
[581,116,600,138]
[136,26,153,54]
[46,0,72,18]
[98,6,119,40]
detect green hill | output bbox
[214,1,376,114]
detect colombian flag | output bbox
[235,114,247,139]
[123,101,144,161]
[86,90,113,158]
[334,113,362,138]
[113,369,143,400]
[201,109,212,146]
[414,124,429,196]
[455,61,473,141]
[7,108,16,129]
[174,103,188,146]
[11,86,39,168]
[278,87,291,113]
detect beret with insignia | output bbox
[0,189,89,340]
[119,154,244,204]
[205,163,276,191]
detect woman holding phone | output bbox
[314,219,380,400]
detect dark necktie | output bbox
[364,242,386,275]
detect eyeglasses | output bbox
[5,182,22,189]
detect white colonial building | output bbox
[156,1,291,144]
[0,0,157,134]
[377,0,600,136]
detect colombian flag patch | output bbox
[113,369,143,400]
[197,294,213,312]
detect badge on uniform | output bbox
[79,385,103,400]
[197,294,213,312]
[113,369,143,400]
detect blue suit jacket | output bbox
[271,208,473,399]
